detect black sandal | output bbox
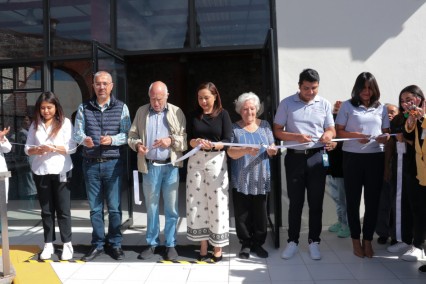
[211,254,222,262]
[197,253,210,261]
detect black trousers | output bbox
[343,152,384,241]
[285,151,327,243]
[408,180,426,248]
[232,189,267,246]
[33,174,72,243]
[375,180,394,238]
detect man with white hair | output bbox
[128,81,187,261]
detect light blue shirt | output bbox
[73,98,131,146]
[335,100,390,153]
[274,93,334,150]
[145,107,171,160]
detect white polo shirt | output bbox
[335,100,390,153]
[274,92,334,150]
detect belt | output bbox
[287,148,322,155]
[147,158,171,164]
[85,157,117,163]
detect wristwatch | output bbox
[169,135,175,147]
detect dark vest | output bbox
[82,96,124,158]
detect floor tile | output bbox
[8,221,426,284]
[106,262,155,281]
[399,279,426,284]
[306,263,354,280]
[300,250,341,264]
[50,262,85,282]
[270,281,314,284]
[63,280,104,284]
[188,265,229,282]
[229,265,269,282]
[345,262,398,280]
[382,261,426,279]
[357,280,403,284]
[315,280,359,284]
[268,264,312,281]
[69,263,118,280]
[145,265,191,283]
[230,256,267,266]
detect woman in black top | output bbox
[186,82,232,262]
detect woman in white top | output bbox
[25,92,76,260]
[0,127,12,203]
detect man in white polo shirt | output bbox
[273,68,335,260]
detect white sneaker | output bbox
[309,242,321,260]
[400,246,425,262]
[61,242,74,260]
[281,241,298,259]
[40,243,54,260]
[387,242,410,253]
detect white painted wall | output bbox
[275,0,426,228]
[276,0,426,106]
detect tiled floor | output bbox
[6,212,426,284]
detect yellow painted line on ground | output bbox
[158,260,215,264]
[24,259,86,263]
[1,245,61,284]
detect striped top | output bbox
[230,120,274,195]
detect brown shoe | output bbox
[363,240,374,258]
[352,239,364,258]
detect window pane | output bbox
[0,1,44,59]
[18,66,42,89]
[195,0,270,47]
[0,66,42,91]
[117,0,188,51]
[51,0,110,55]
[52,68,83,119]
[0,68,13,90]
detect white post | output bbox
[0,171,12,278]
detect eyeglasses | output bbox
[94,82,112,88]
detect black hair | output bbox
[350,72,380,108]
[298,68,320,85]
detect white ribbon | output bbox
[11,141,82,154]
[169,135,396,165]
[395,141,406,242]
[133,170,142,205]
[172,145,202,165]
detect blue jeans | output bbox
[142,163,179,247]
[83,158,122,249]
[326,175,348,226]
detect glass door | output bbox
[92,41,133,228]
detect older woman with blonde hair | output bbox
[228,92,277,259]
